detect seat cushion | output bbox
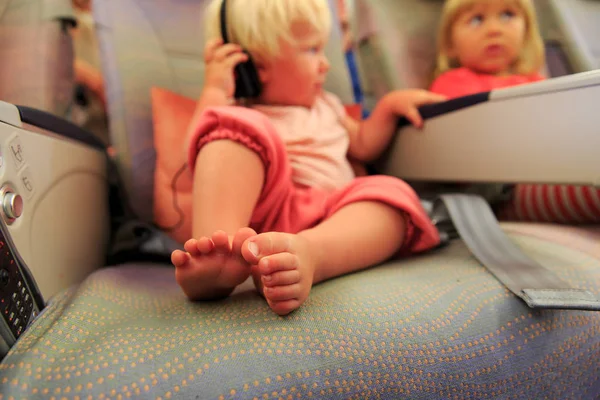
[1,223,598,398]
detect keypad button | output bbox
[0,269,9,286]
[13,317,19,327]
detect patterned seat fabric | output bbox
[1,224,599,398]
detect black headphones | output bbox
[220,0,262,98]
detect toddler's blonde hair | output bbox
[434,0,545,78]
[204,0,332,63]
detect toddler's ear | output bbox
[444,46,457,60]
[256,63,271,85]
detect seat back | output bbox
[0,0,76,117]
[540,0,600,73]
[350,0,600,102]
[93,0,355,222]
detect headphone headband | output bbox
[220,0,230,43]
[216,0,263,98]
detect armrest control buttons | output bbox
[3,192,22,220]
[8,135,24,171]
[0,186,22,225]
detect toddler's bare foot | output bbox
[241,232,317,316]
[172,228,257,300]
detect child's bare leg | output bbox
[172,140,264,300]
[241,201,406,315]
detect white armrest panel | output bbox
[376,70,600,188]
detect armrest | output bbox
[375,70,600,188]
[0,100,112,303]
[15,105,106,151]
[395,92,490,129]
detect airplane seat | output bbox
[0,1,598,398]
[0,0,77,117]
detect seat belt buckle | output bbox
[428,198,460,245]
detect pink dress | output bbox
[186,93,441,255]
[430,67,545,98]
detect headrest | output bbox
[0,0,76,117]
[94,0,355,222]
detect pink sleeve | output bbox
[186,106,274,172]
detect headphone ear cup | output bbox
[233,52,262,98]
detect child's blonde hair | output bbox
[204,0,332,64]
[433,0,545,78]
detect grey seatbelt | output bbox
[431,193,600,311]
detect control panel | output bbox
[0,215,43,359]
[0,101,108,360]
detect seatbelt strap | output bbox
[431,193,600,311]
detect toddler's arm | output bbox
[187,38,249,137]
[345,90,446,162]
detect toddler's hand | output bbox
[203,38,249,99]
[384,90,447,129]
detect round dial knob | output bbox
[3,191,23,220]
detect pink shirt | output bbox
[251,91,355,191]
[430,67,545,99]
